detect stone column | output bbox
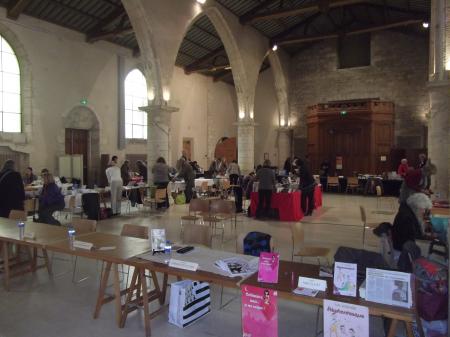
[428,83,450,199]
[277,127,292,168]
[236,120,256,174]
[139,104,179,183]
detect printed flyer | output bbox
[257,252,279,283]
[242,285,278,337]
[333,262,357,297]
[323,300,369,337]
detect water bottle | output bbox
[17,222,25,240]
[164,240,172,254]
[68,227,76,250]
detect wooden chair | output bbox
[326,176,340,192]
[182,223,212,247]
[291,223,330,264]
[8,210,27,221]
[204,199,235,242]
[121,224,149,239]
[346,177,359,194]
[143,188,167,211]
[70,218,97,283]
[180,199,210,231]
[360,206,378,247]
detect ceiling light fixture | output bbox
[196,0,206,4]
[422,22,429,28]
[272,44,278,51]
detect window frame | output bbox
[124,68,148,140]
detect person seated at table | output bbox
[22,167,37,185]
[397,158,409,178]
[0,159,25,218]
[255,160,276,218]
[38,173,65,225]
[227,160,241,185]
[178,160,195,203]
[392,192,432,251]
[136,160,147,182]
[298,159,316,216]
[399,161,436,203]
[152,157,170,208]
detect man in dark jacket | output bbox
[0,159,25,218]
[178,160,195,203]
[392,193,431,251]
[256,160,276,218]
[298,158,316,216]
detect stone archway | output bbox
[58,106,100,186]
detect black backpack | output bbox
[81,193,101,220]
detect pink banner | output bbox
[242,285,278,337]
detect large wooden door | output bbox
[65,128,88,182]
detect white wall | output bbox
[254,68,280,167]
[0,9,238,175]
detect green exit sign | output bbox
[80,99,88,105]
[340,110,347,116]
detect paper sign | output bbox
[73,241,94,250]
[169,259,199,271]
[333,262,357,297]
[242,285,278,337]
[257,252,279,283]
[365,268,412,308]
[298,276,327,292]
[323,300,369,337]
[24,232,36,240]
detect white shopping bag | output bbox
[168,280,211,328]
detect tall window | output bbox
[125,69,147,139]
[0,36,21,132]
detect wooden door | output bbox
[65,128,88,182]
[183,138,193,161]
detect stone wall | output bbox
[290,31,430,154]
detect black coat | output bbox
[392,203,423,251]
[0,169,25,217]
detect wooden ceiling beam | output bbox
[243,0,365,24]
[7,0,32,20]
[239,0,279,24]
[87,26,134,43]
[274,19,423,46]
[86,5,127,42]
[184,46,225,74]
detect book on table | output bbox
[214,257,258,277]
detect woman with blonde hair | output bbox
[38,173,65,225]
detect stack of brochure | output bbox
[215,257,258,277]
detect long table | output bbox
[242,261,424,337]
[249,185,322,221]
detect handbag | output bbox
[168,280,211,328]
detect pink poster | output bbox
[242,285,278,337]
[257,252,279,283]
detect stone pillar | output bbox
[139,104,179,183]
[428,83,450,199]
[236,120,256,174]
[277,127,292,168]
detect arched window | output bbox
[0,36,20,132]
[125,69,147,139]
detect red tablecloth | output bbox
[250,186,322,222]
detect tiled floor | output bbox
[0,193,404,337]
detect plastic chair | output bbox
[346,177,359,194]
[143,188,167,210]
[204,200,235,242]
[291,222,329,264]
[180,198,210,232]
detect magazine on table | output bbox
[215,257,258,277]
[333,262,357,297]
[323,300,369,337]
[365,268,412,308]
[151,228,166,252]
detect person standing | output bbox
[38,173,65,225]
[178,160,195,203]
[0,159,25,218]
[152,157,170,208]
[227,160,241,185]
[120,160,131,186]
[136,160,148,182]
[418,153,427,168]
[298,158,316,216]
[256,160,276,218]
[283,157,292,174]
[106,157,123,215]
[397,158,409,178]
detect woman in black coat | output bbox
[0,159,25,218]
